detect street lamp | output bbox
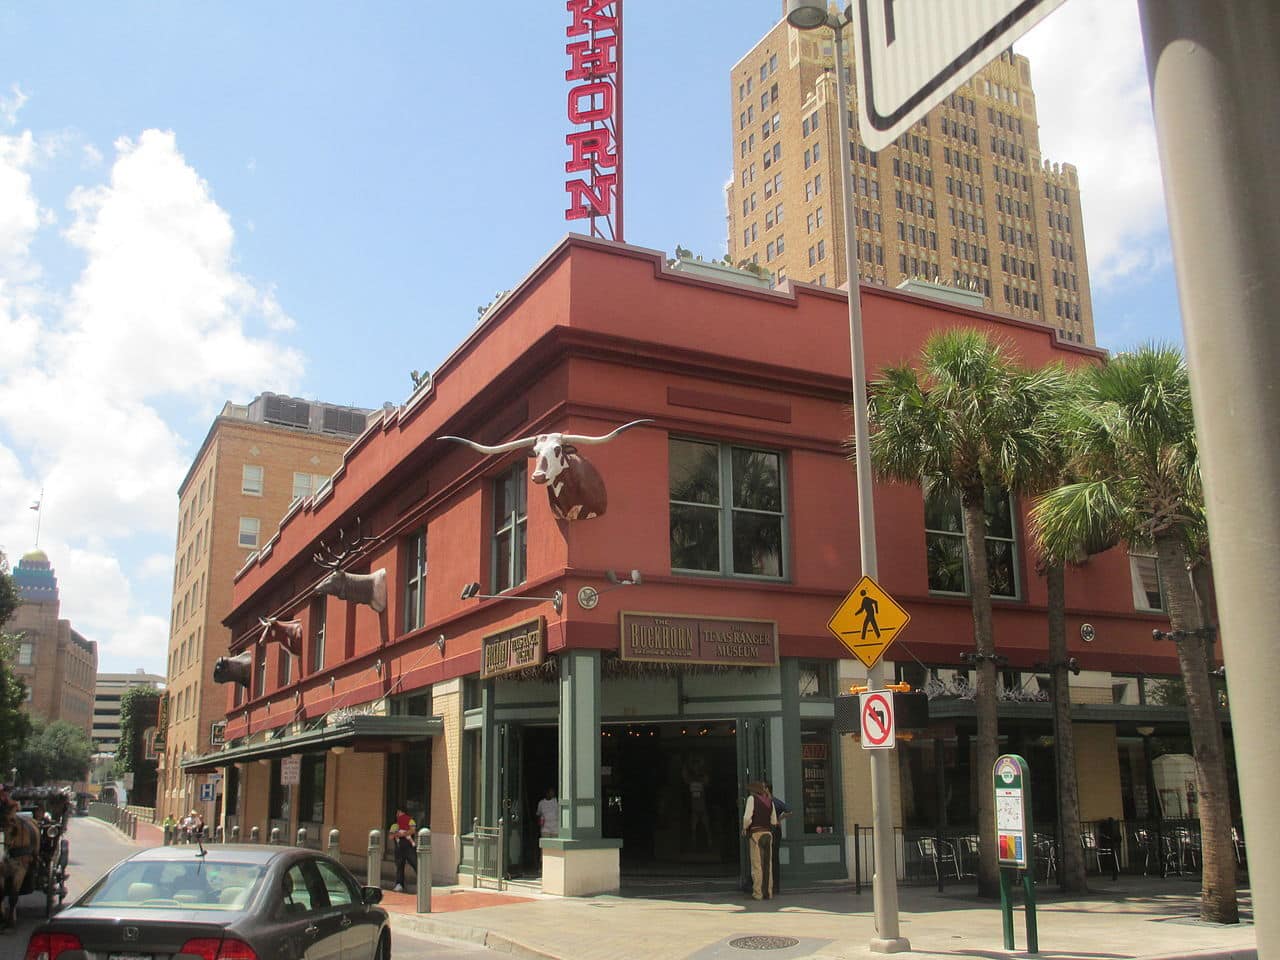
[786,2,908,951]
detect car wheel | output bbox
[374,930,390,960]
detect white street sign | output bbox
[850,0,1068,151]
[280,755,300,786]
[860,690,897,750]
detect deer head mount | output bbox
[440,419,652,521]
[312,518,387,613]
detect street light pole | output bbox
[786,2,907,951]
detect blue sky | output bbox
[0,1,1180,674]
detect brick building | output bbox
[9,549,97,739]
[158,394,371,822]
[184,237,1203,896]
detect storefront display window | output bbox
[800,723,835,833]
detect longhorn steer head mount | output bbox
[312,518,387,613]
[439,419,652,521]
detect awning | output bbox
[923,699,1222,731]
[181,714,442,773]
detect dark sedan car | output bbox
[24,844,390,960]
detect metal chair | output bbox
[1232,827,1246,865]
[1080,831,1119,874]
[917,837,960,882]
[1034,835,1058,880]
[1160,833,1184,876]
[957,836,980,877]
[1133,828,1158,876]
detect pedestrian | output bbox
[741,780,778,900]
[162,813,176,845]
[764,780,793,893]
[191,811,205,842]
[389,806,417,892]
[535,786,559,870]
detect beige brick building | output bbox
[726,17,1094,344]
[159,393,370,821]
[9,549,97,740]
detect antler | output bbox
[560,419,654,445]
[438,433,538,456]
[312,517,376,569]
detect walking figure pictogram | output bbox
[858,590,880,640]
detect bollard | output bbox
[231,824,240,842]
[297,827,307,848]
[250,825,260,843]
[215,824,224,843]
[416,828,432,913]
[367,830,382,889]
[328,828,340,859]
[269,826,281,846]
[472,818,480,889]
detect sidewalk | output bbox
[385,876,1256,960]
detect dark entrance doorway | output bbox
[602,720,740,881]
[510,724,558,878]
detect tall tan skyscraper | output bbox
[727,19,1094,344]
[159,393,370,822]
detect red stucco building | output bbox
[187,236,1199,895]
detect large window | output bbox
[669,438,785,578]
[254,646,267,698]
[241,464,264,496]
[277,643,291,687]
[492,465,527,592]
[923,485,1019,598]
[1129,551,1164,611]
[299,754,326,824]
[403,530,426,632]
[17,641,33,666]
[800,724,835,834]
[238,517,260,549]
[309,598,326,674]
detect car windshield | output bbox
[85,859,267,911]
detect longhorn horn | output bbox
[560,419,655,446]
[438,434,538,456]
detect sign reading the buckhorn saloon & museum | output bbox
[620,613,778,667]
[481,617,546,679]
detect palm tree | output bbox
[1031,345,1237,924]
[865,328,1064,897]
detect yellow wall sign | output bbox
[827,575,911,669]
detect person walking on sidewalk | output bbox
[390,807,417,892]
[741,781,778,900]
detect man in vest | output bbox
[740,781,779,900]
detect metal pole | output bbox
[1138,0,1278,942]
[829,18,908,954]
[367,829,382,889]
[472,818,480,889]
[416,828,432,913]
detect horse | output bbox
[0,803,38,931]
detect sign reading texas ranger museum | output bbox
[620,613,778,667]
[481,617,547,679]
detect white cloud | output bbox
[0,83,27,127]
[82,143,103,168]
[0,124,306,673]
[1017,0,1170,289]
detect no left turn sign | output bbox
[860,691,896,750]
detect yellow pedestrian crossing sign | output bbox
[827,575,910,669]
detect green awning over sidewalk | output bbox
[181,714,442,773]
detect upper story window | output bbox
[923,485,1019,599]
[254,646,267,699]
[238,517,260,549]
[17,641,33,666]
[669,438,786,579]
[493,464,527,593]
[404,530,427,632]
[309,597,326,674]
[1129,551,1164,612]
[242,464,264,496]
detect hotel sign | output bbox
[620,613,778,667]
[481,617,546,679]
[564,0,623,240]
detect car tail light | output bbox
[179,937,259,960]
[24,932,83,960]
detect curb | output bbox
[389,912,559,960]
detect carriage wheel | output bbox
[45,856,57,918]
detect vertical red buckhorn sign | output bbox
[564,0,623,241]
[860,690,896,750]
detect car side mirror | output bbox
[361,886,382,905]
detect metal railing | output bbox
[468,817,506,891]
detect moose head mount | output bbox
[440,419,652,521]
[313,519,388,613]
[258,617,303,657]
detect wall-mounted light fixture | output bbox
[436,634,446,655]
[1136,725,1156,738]
[459,582,564,614]
[328,676,336,691]
[373,658,384,677]
[579,569,643,609]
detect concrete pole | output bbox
[1138,0,1279,946]
[416,828,432,913]
[269,826,280,846]
[367,829,382,889]
[249,825,259,843]
[328,828,340,860]
[230,824,240,842]
[296,827,307,848]
[829,19,908,954]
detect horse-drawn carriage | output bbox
[1,786,70,926]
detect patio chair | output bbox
[917,837,960,882]
[1034,835,1058,880]
[957,836,980,877]
[1232,827,1246,865]
[1160,833,1184,876]
[1080,831,1119,874]
[1133,828,1158,876]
